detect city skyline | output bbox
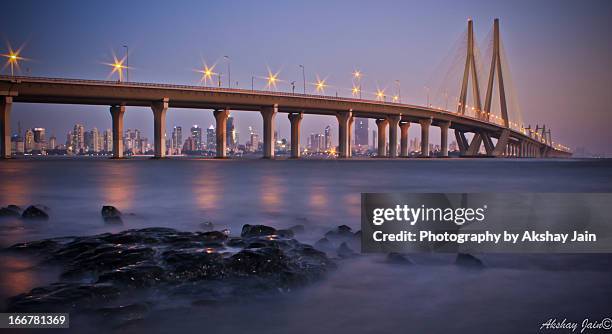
[1,1,611,155]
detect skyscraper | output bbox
[172,126,182,154]
[206,125,216,150]
[324,125,332,150]
[48,135,57,150]
[103,129,113,152]
[191,125,203,150]
[24,129,34,153]
[88,127,100,153]
[355,118,369,147]
[72,124,85,153]
[32,128,46,151]
[226,115,236,150]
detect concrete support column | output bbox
[288,112,303,158]
[348,115,354,157]
[151,98,169,158]
[1,97,12,159]
[375,118,388,157]
[399,122,410,157]
[214,109,229,158]
[110,104,125,159]
[419,117,433,157]
[439,121,451,157]
[336,110,352,158]
[387,115,400,158]
[261,105,277,159]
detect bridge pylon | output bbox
[483,18,509,128]
[457,19,483,117]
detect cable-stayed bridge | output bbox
[0,19,571,159]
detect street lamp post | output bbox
[123,45,129,82]
[395,80,401,103]
[251,76,254,91]
[291,81,296,94]
[224,56,230,88]
[299,64,305,94]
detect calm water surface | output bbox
[1,158,611,333]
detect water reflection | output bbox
[260,173,284,212]
[309,184,329,211]
[192,166,221,211]
[99,162,136,209]
[0,163,34,205]
[0,255,35,297]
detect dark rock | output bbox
[7,239,60,253]
[338,225,352,233]
[226,237,246,248]
[6,226,335,314]
[197,231,228,243]
[101,206,122,222]
[199,221,214,231]
[163,249,226,280]
[325,225,355,239]
[21,205,49,220]
[241,224,277,238]
[386,252,413,265]
[0,205,21,217]
[456,253,484,268]
[337,242,358,258]
[98,264,166,287]
[314,237,333,251]
[7,283,120,312]
[276,229,295,238]
[228,247,290,276]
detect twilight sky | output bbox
[2,0,611,154]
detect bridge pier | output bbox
[348,115,354,157]
[336,110,352,158]
[288,112,303,158]
[214,109,229,158]
[1,96,12,159]
[110,104,125,158]
[388,115,400,158]
[375,118,388,157]
[261,105,277,159]
[151,98,169,158]
[439,121,451,157]
[419,117,432,157]
[399,121,410,157]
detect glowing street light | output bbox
[392,95,399,103]
[352,69,362,99]
[197,63,217,86]
[266,69,280,91]
[2,44,26,77]
[351,85,361,97]
[315,77,327,94]
[376,89,385,101]
[107,56,127,82]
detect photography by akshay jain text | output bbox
[361,193,612,253]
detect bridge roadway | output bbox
[0,75,570,159]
